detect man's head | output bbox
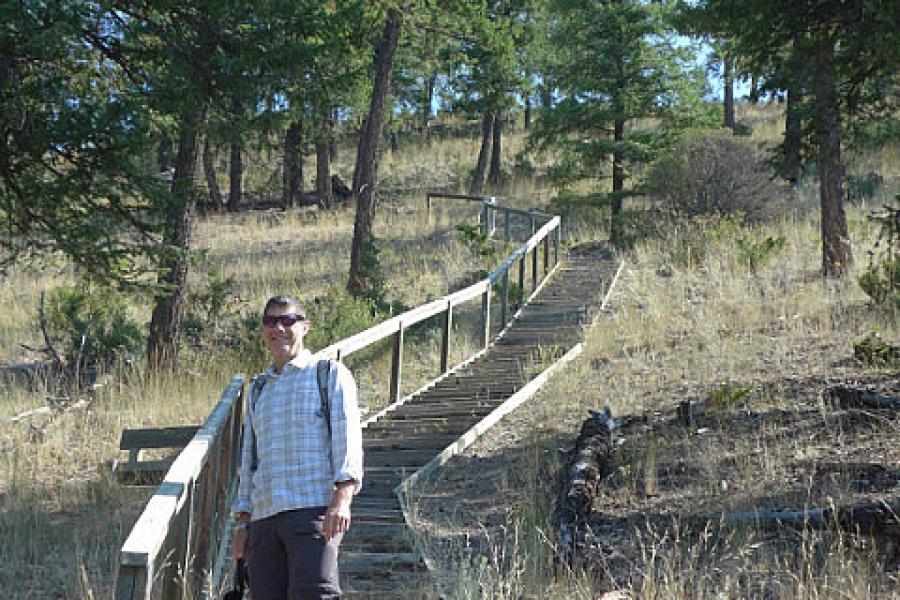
[261,295,309,370]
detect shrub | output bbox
[43,286,143,376]
[645,130,788,223]
[858,199,899,310]
[736,235,786,274]
[183,264,238,350]
[305,286,383,352]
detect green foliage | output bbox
[646,130,788,223]
[305,287,383,352]
[182,264,239,350]
[736,236,786,274]
[43,287,143,373]
[858,201,900,310]
[853,332,899,369]
[455,223,497,260]
[707,383,755,409]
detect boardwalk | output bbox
[341,245,618,597]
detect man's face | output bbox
[261,304,309,366]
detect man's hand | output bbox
[231,513,251,559]
[323,481,355,542]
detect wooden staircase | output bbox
[340,246,617,598]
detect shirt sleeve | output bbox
[231,382,257,515]
[329,362,364,494]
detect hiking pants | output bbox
[248,507,343,600]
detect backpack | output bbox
[248,359,332,473]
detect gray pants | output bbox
[248,507,343,600]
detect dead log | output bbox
[824,385,900,410]
[705,497,900,541]
[555,407,617,561]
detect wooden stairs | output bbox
[340,246,618,598]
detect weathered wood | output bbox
[440,302,452,374]
[710,497,900,541]
[390,327,404,405]
[115,376,245,599]
[825,386,900,410]
[120,426,200,450]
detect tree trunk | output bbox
[423,72,436,136]
[524,93,532,130]
[227,101,242,212]
[723,54,735,130]
[316,106,333,208]
[610,118,625,246]
[283,119,303,209]
[540,83,552,110]
[749,74,760,104]
[202,138,222,211]
[812,35,851,278]
[348,8,401,297]
[469,111,494,196]
[488,111,503,187]
[783,84,803,184]
[330,108,338,161]
[147,109,202,372]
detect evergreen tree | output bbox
[531,0,711,245]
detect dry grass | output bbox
[408,199,899,598]
[1,103,898,598]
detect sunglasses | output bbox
[261,313,305,328]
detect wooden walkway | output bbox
[340,245,618,597]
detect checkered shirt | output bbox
[232,350,364,521]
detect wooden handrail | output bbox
[115,375,245,600]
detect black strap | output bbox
[249,360,332,473]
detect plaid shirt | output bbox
[232,350,364,521]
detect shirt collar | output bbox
[265,349,314,377]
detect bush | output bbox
[645,130,788,223]
[858,200,899,310]
[305,286,383,352]
[43,286,143,375]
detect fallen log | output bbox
[555,407,617,561]
[704,497,900,541]
[824,386,900,410]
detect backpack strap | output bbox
[249,375,267,473]
[316,359,332,439]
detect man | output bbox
[231,295,363,599]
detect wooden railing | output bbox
[114,376,244,600]
[114,193,561,598]
[313,194,560,407]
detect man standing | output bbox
[232,295,363,599]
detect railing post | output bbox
[554,224,560,267]
[479,202,487,236]
[481,196,496,238]
[532,243,539,293]
[529,210,536,237]
[440,301,452,374]
[481,287,491,349]
[426,192,431,220]
[389,324,404,404]
[503,207,510,242]
[543,235,550,275]
[518,253,525,305]
[500,270,509,328]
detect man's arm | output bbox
[323,363,364,541]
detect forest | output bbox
[1,0,898,598]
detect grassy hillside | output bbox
[1,103,898,598]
